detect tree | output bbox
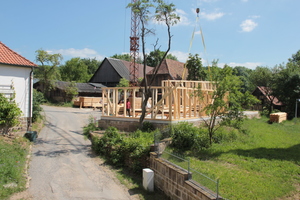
[186,54,206,81]
[146,49,178,67]
[198,65,258,144]
[34,49,63,99]
[233,66,253,93]
[81,58,101,77]
[64,81,78,102]
[111,54,132,62]
[60,57,90,83]
[116,78,130,88]
[250,66,276,115]
[0,93,22,135]
[127,0,180,126]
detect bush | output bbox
[32,89,45,123]
[170,122,210,151]
[0,94,22,134]
[141,121,155,132]
[90,127,154,172]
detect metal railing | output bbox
[159,149,220,199]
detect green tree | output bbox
[250,66,276,115]
[198,65,258,144]
[34,49,63,99]
[0,93,22,135]
[273,58,300,118]
[60,57,90,82]
[111,54,131,62]
[233,66,253,93]
[146,49,178,67]
[116,78,130,88]
[186,54,206,81]
[64,81,78,102]
[127,0,180,126]
[81,58,101,77]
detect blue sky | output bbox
[1,0,299,69]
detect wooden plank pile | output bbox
[270,112,287,123]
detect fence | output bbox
[160,149,220,199]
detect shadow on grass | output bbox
[229,144,300,163]
[100,160,169,200]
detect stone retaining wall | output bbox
[150,152,222,200]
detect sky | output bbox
[1,0,300,70]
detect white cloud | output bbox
[174,9,190,26]
[241,0,248,2]
[200,11,225,20]
[47,48,105,61]
[218,62,262,69]
[169,50,190,62]
[240,19,258,32]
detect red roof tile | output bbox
[0,42,37,67]
[147,59,187,80]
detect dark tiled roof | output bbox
[107,57,152,79]
[0,41,37,67]
[147,59,186,80]
[55,81,102,93]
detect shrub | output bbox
[0,94,22,135]
[32,89,45,123]
[170,122,210,151]
[141,121,155,132]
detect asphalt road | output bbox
[27,106,134,200]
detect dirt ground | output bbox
[10,105,139,200]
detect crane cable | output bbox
[182,8,210,80]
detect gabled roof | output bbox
[147,59,186,80]
[107,57,152,79]
[0,41,37,67]
[255,86,283,106]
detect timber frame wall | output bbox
[101,80,216,121]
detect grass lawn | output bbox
[0,136,30,199]
[166,117,300,200]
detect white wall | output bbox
[0,64,32,118]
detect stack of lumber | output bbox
[270,112,287,123]
[73,97,103,108]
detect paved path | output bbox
[28,106,133,200]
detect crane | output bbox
[129,0,140,85]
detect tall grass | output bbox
[0,137,30,199]
[186,117,300,199]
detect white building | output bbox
[0,41,37,130]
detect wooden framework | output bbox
[101,80,216,121]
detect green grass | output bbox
[165,117,300,200]
[0,137,30,199]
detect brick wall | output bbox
[150,152,222,200]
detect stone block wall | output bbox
[150,152,222,200]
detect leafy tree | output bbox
[146,49,178,67]
[273,59,300,118]
[127,0,180,126]
[60,57,90,82]
[0,93,22,135]
[64,81,78,102]
[198,65,258,144]
[250,66,276,115]
[186,54,206,81]
[111,54,131,62]
[81,58,101,76]
[116,78,130,88]
[34,49,63,99]
[233,66,253,93]
[288,49,300,66]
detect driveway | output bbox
[26,106,134,200]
